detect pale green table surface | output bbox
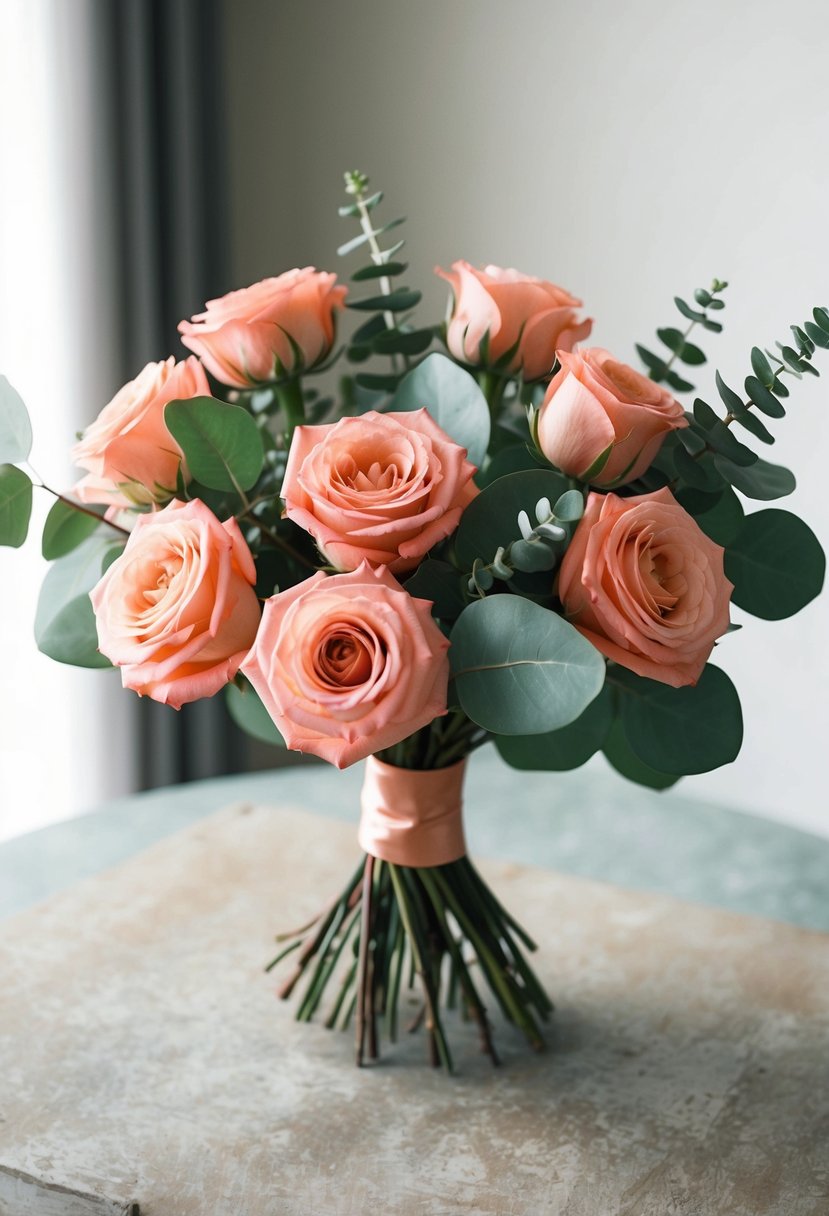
[2,749,827,929]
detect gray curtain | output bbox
[95,0,247,787]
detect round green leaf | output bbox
[0,376,33,463]
[454,469,569,569]
[42,498,104,559]
[725,509,825,620]
[404,559,467,621]
[714,455,795,500]
[615,664,743,776]
[477,443,542,487]
[388,354,490,470]
[450,596,606,735]
[35,535,124,667]
[165,397,264,493]
[225,681,285,746]
[496,683,612,770]
[686,487,745,546]
[0,463,33,548]
[602,717,679,790]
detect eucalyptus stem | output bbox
[30,476,131,538]
[348,183,397,333]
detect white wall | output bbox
[223,0,829,837]
[0,1,136,841]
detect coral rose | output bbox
[90,499,260,708]
[72,357,209,506]
[282,409,478,574]
[178,267,347,388]
[241,562,450,769]
[557,488,732,688]
[537,348,687,487]
[435,261,591,380]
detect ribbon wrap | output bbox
[358,756,467,867]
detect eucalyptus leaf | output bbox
[165,397,264,493]
[348,288,421,313]
[714,455,795,500]
[687,486,745,546]
[404,559,468,620]
[477,443,542,487]
[389,353,490,470]
[725,509,825,620]
[351,261,407,281]
[226,680,285,746]
[0,463,33,547]
[496,684,612,771]
[42,498,105,559]
[35,534,125,667]
[455,469,569,569]
[614,664,743,776]
[603,718,679,790]
[0,376,33,463]
[744,376,786,419]
[450,596,606,735]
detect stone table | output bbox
[1,799,827,1215]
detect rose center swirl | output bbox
[315,628,375,687]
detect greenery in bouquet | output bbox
[1,170,824,1071]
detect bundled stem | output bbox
[267,850,550,1073]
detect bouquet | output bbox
[1,171,824,1073]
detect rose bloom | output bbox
[558,488,733,688]
[435,261,592,380]
[537,348,687,488]
[282,409,478,574]
[178,267,347,388]
[90,499,261,708]
[72,357,209,507]
[241,562,450,769]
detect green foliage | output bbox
[389,354,491,470]
[41,499,105,560]
[680,485,744,546]
[636,279,727,395]
[338,171,431,392]
[495,684,613,771]
[404,559,468,622]
[164,397,264,495]
[0,464,33,547]
[449,596,606,735]
[226,679,285,746]
[611,664,743,776]
[725,509,825,620]
[667,307,829,502]
[454,469,569,571]
[0,376,33,464]
[602,718,679,790]
[35,535,124,667]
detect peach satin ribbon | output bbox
[358,756,467,867]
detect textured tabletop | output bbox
[1,799,827,1215]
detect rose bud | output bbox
[178,267,347,388]
[557,488,733,688]
[282,409,478,574]
[435,260,591,381]
[72,357,209,506]
[241,562,450,769]
[90,499,261,707]
[537,348,687,487]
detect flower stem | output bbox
[275,378,306,441]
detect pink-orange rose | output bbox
[178,267,347,388]
[435,261,592,380]
[241,562,449,768]
[282,409,478,574]
[72,357,209,506]
[557,488,732,688]
[537,348,687,487]
[90,499,260,708]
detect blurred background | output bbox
[1,0,827,843]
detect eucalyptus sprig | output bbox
[669,305,829,500]
[637,279,728,395]
[338,171,433,393]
